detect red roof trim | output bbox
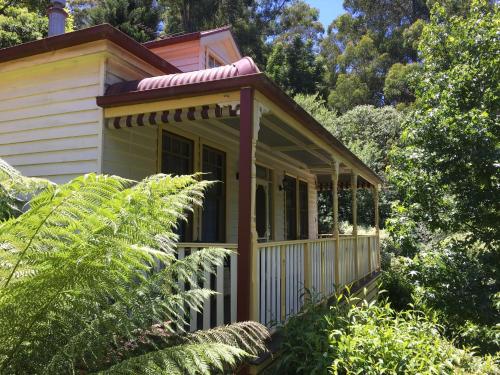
[0,24,180,74]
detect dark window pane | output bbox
[202,146,226,242]
[299,181,309,239]
[256,185,267,239]
[284,176,297,240]
[162,131,194,241]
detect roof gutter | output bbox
[96,74,383,185]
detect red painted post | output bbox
[237,87,254,322]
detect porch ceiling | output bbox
[317,173,372,190]
[215,113,334,168]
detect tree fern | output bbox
[0,161,269,374]
[0,158,52,219]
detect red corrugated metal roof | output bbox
[106,57,260,95]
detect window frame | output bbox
[206,48,224,68]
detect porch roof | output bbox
[97,59,383,186]
[106,57,259,95]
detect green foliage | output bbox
[321,0,432,110]
[383,62,419,105]
[0,0,50,15]
[0,1,47,48]
[328,74,370,114]
[382,237,500,354]
[265,1,327,96]
[331,105,402,175]
[266,36,324,96]
[388,0,499,248]
[327,299,496,374]
[383,0,500,356]
[272,0,323,45]
[85,0,160,42]
[294,93,337,130]
[0,159,52,220]
[0,0,74,48]
[0,161,269,374]
[269,294,497,374]
[267,297,331,374]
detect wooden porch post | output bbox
[238,87,255,322]
[238,87,265,323]
[332,161,340,289]
[351,172,359,282]
[373,184,380,271]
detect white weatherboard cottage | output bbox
[0,1,382,353]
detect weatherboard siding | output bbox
[148,40,201,72]
[100,56,161,181]
[0,54,104,183]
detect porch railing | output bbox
[177,234,379,330]
[177,243,238,331]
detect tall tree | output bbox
[85,0,161,42]
[271,0,323,46]
[265,0,325,95]
[266,35,324,96]
[321,0,433,111]
[0,0,73,48]
[0,0,49,16]
[0,2,46,48]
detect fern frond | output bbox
[0,167,269,374]
[187,321,270,357]
[0,159,53,219]
[99,343,249,375]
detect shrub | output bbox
[269,295,332,374]
[270,294,498,374]
[382,236,500,354]
[328,299,497,374]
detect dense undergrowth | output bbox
[381,237,500,355]
[268,293,498,375]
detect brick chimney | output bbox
[48,0,67,37]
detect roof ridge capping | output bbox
[143,25,233,48]
[105,56,260,95]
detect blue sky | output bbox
[305,0,345,29]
